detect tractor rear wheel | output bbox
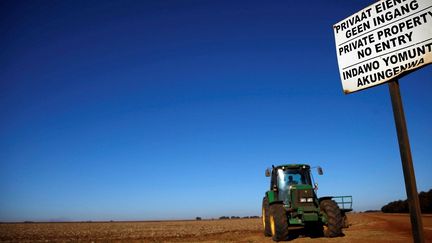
[320,199,343,237]
[262,197,272,236]
[269,204,289,241]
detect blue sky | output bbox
[1,0,431,221]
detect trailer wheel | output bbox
[320,199,343,237]
[342,213,349,228]
[269,204,289,241]
[262,197,272,236]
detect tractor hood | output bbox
[289,184,314,191]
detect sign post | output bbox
[388,79,424,243]
[333,0,432,242]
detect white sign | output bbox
[334,0,432,94]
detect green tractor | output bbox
[262,164,352,241]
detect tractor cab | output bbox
[266,164,317,206]
[271,165,312,205]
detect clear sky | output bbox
[1,0,431,222]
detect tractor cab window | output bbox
[276,168,311,204]
[277,168,311,187]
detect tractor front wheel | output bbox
[262,197,272,236]
[269,204,289,241]
[320,199,343,237]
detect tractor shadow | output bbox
[285,227,346,241]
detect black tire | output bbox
[269,204,289,241]
[320,199,343,237]
[262,197,272,236]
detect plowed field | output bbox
[1,213,431,242]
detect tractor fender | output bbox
[318,196,333,203]
[266,191,281,204]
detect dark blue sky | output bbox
[1,0,431,221]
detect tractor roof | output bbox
[274,164,310,170]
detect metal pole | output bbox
[388,80,425,243]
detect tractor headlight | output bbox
[300,197,313,203]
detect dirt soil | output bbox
[0,213,431,242]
